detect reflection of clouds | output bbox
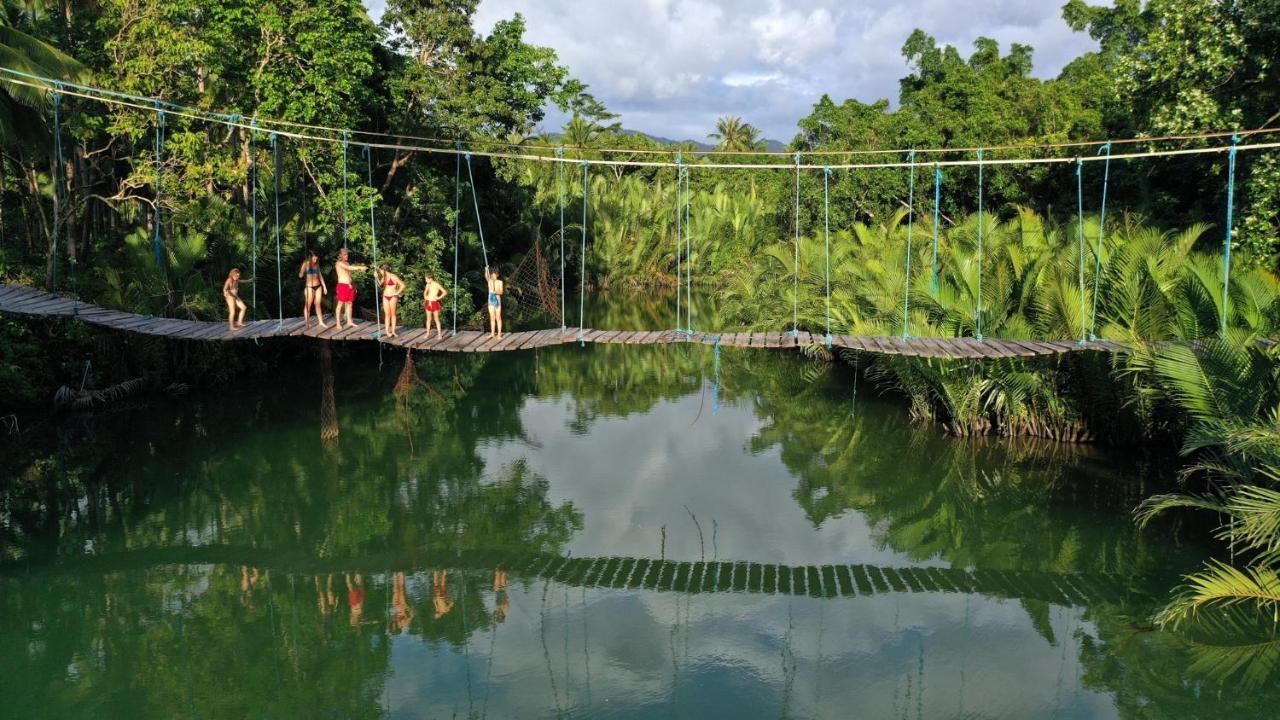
[386,581,1117,718]
[481,377,914,567]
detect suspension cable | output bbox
[823,166,832,347]
[1089,143,1111,341]
[557,146,566,330]
[931,166,942,295]
[365,144,382,336]
[1221,135,1240,334]
[792,153,801,336]
[451,147,461,335]
[271,132,283,327]
[1076,157,1086,345]
[579,160,589,343]
[975,148,985,342]
[902,149,916,338]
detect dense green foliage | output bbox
[0,0,1279,643]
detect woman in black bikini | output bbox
[298,252,328,328]
[222,268,251,330]
[377,264,406,338]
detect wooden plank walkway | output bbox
[0,282,1138,358]
[0,545,1133,607]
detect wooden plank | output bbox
[459,332,496,352]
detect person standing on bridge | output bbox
[334,248,368,329]
[485,266,504,339]
[298,252,329,328]
[422,272,447,339]
[222,268,251,330]
[377,264,406,338]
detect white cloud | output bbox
[367,0,1100,142]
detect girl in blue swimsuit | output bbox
[485,266,504,338]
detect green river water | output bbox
[1,300,1274,719]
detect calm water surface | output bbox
[0,302,1273,718]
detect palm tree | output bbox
[0,2,87,144]
[708,116,764,152]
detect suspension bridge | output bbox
[2,68,1273,360]
[0,545,1142,607]
[0,282,1131,358]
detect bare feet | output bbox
[318,322,329,329]
[345,323,356,329]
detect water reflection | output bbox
[0,331,1275,718]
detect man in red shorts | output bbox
[422,272,448,339]
[334,248,368,329]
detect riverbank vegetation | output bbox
[0,0,1278,644]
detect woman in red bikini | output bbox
[377,264,406,338]
[422,272,448,339]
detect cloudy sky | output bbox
[363,0,1100,143]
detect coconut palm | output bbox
[708,115,764,152]
[0,2,87,144]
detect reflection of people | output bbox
[346,572,366,626]
[493,568,509,623]
[298,252,329,328]
[422,272,448,339]
[223,269,251,330]
[432,570,455,619]
[377,264,406,338]
[240,565,262,608]
[389,571,415,634]
[485,267,504,338]
[334,248,368,329]
[315,574,337,615]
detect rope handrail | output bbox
[7,68,1280,170]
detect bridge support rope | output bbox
[270,132,283,327]
[1076,157,1086,346]
[52,89,64,290]
[452,149,461,335]
[557,146,566,330]
[975,148,984,342]
[364,144,381,335]
[1089,143,1110,341]
[249,120,258,316]
[792,153,801,336]
[579,160,589,344]
[1221,134,1240,334]
[902,149,916,338]
[341,133,350,249]
[153,106,166,269]
[823,166,832,347]
[675,152,682,334]
[932,166,941,295]
[684,162,693,333]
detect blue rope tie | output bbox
[1221,135,1240,334]
[451,144,461,335]
[52,90,64,290]
[271,132,283,328]
[675,151,683,334]
[579,160,589,344]
[341,133,350,249]
[1076,157,1086,346]
[557,146,566,330]
[822,166,832,348]
[249,119,258,316]
[792,152,801,337]
[975,148,984,342]
[902,149,916,338]
[932,166,942,295]
[685,163,693,334]
[153,107,166,269]
[1089,143,1111,341]
[364,144,382,338]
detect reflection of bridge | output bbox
[1,283,1131,358]
[1,546,1139,607]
